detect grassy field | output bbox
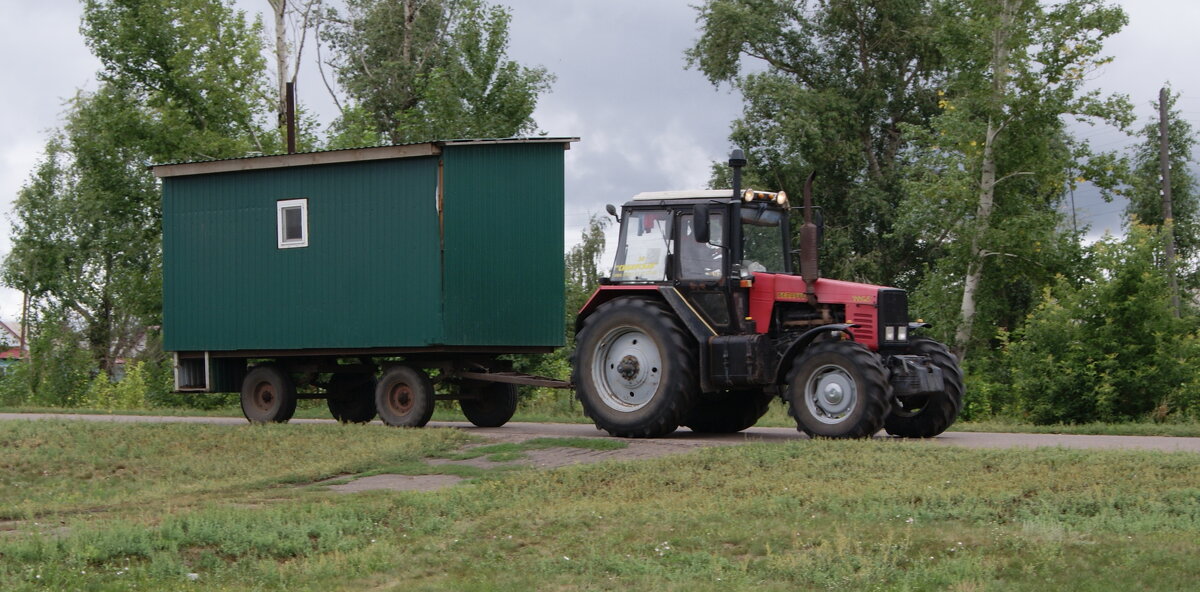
[1,420,1198,590]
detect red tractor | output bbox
[573,150,962,438]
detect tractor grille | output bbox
[851,311,875,342]
[878,289,908,327]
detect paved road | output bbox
[2,413,1199,453]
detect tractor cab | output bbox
[606,188,796,336]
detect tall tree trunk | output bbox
[954,0,1016,360]
[271,0,288,131]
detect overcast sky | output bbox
[2,0,1200,322]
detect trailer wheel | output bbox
[684,390,773,434]
[572,297,697,438]
[326,373,378,424]
[786,340,890,439]
[375,365,434,428]
[241,365,297,424]
[884,338,963,438]
[459,382,519,428]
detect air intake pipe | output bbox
[800,171,820,303]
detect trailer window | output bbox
[277,198,308,248]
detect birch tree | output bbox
[899,0,1131,360]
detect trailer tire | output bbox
[460,382,519,428]
[684,390,773,433]
[240,365,297,424]
[572,297,697,438]
[375,366,435,428]
[786,340,890,439]
[884,338,963,438]
[326,373,378,424]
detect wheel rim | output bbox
[386,382,415,416]
[591,326,662,412]
[251,381,277,413]
[804,364,857,424]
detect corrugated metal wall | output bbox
[441,143,566,347]
[163,157,443,352]
[163,142,566,353]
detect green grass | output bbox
[0,421,475,519]
[1,420,1198,590]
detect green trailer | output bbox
[154,138,578,427]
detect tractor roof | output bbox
[631,189,735,201]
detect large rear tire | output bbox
[326,373,378,424]
[241,365,297,424]
[375,365,435,427]
[786,340,890,438]
[459,382,519,428]
[572,297,697,438]
[884,338,963,438]
[684,390,773,433]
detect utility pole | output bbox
[1158,86,1181,318]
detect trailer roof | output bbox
[151,137,579,179]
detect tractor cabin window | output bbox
[611,210,670,282]
[277,198,308,248]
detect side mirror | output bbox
[605,204,620,223]
[693,203,710,243]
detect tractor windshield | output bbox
[741,205,786,273]
[611,209,670,282]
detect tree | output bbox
[1124,87,1199,289]
[81,0,275,157]
[899,0,1131,359]
[323,0,552,145]
[688,0,946,287]
[3,0,275,376]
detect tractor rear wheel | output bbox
[326,373,377,424]
[884,338,963,438]
[572,297,697,438]
[375,365,435,427]
[786,340,890,438]
[240,365,297,424]
[684,390,773,433]
[459,382,519,428]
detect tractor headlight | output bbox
[885,326,895,342]
[743,189,755,202]
[776,191,788,205]
[897,326,908,341]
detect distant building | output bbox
[0,321,25,374]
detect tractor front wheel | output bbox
[884,338,963,438]
[572,298,697,438]
[786,340,890,438]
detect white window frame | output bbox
[276,198,309,248]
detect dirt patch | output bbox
[0,520,71,539]
[324,429,733,494]
[326,474,464,493]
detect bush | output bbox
[1004,225,1200,423]
[0,360,33,406]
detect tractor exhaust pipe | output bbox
[800,171,819,303]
